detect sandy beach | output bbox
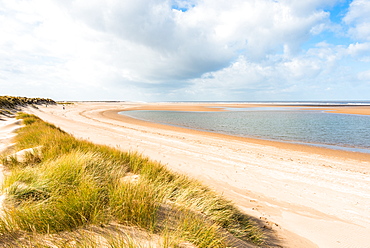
[18,102,370,247]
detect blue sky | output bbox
[0,0,369,101]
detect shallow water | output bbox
[120,108,370,153]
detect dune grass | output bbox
[0,113,264,247]
[0,96,55,108]
[0,96,55,119]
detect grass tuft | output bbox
[0,113,265,247]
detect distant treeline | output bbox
[0,96,55,108]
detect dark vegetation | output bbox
[0,96,55,117]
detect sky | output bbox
[0,0,370,102]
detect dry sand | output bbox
[12,102,370,247]
[0,118,23,214]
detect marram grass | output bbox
[0,113,265,247]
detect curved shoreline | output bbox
[106,108,370,164]
[111,102,370,115]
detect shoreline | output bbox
[24,102,370,248]
[102,102,370,115]
[109,106,370,165]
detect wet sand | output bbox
[122,102,370,115]
[22,102,370,247]
[114,103,370,163]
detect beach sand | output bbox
[0,118,23,214]
[22,102,370,247]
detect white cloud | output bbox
[0,0,369,101]
[347,42,370,61]
[51,0,333,74]
[169,38,369,101]
[343,0,370,41]
[280,0,338,14]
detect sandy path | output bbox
[26,102,370,248]
[0,118,23,178]
[0,118,23,213]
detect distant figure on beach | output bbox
[63,106,65,110]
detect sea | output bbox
[120,101,370,154]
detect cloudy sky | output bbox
[0,0,369,101]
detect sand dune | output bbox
[0,118,22,158]
[22,102,370,248]
[0,118,23,214]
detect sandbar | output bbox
[122,102,370,116]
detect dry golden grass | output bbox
[0,113,264,247]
